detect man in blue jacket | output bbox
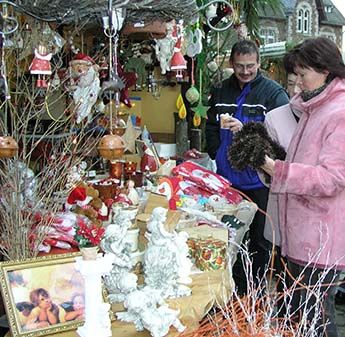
[205,39,289,293]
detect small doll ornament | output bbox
[29,45,52,88]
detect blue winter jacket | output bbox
[205,71,289,190]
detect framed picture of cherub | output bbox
[0,252,85,337]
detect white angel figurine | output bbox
[117,286,186,337]
[154,21,177,75]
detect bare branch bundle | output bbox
[0,21,104,261]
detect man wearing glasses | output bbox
[205,39,289,294]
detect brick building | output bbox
[258,0,345,49]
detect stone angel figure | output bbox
[116,286,186,337]
[144,207,192,298]
[154,21,177,75]
[100,211,138,303]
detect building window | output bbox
[324,5,333,13]
[297,6,311,34]
[259,27,277,44]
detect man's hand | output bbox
[220,114,243,133]
[228,117,243,133]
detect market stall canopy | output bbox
[10,0,200,25]
[260,41,287,59]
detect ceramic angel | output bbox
[144,207,192,298]
[116,286,186,337]
[126,180,139,205]
[155,21,177,75]
[101,212,138,302]
[173,231,193,285]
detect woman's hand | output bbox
[261,155,275,176]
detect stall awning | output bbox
[260,41,287,59]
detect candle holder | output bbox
[109,160,124,179]
[124,161,137,178]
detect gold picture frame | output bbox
[0,252,85,337]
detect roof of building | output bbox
[259,0,345,26]
[319,0,345,26]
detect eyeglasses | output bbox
[233,63,257,71]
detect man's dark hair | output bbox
[230,40,260,63]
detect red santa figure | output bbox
[140,144,159,173]
[29,45,52,88]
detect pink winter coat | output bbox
[271,78,345,269]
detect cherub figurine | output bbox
[116,286,186,337]
[101,210,138,303]
[144,207,192,298]
[154,21,177,75]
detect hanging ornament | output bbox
[191,69,208,118]
[117,61,138,108]
[29,45,52,88]
[202,0,235,32]
[97,134,125,160]
[185,86,200,105]
[0,136,18,158]
[170,37,187,82]
[185,58,200,105]
[185,26,203,58]
[69,53,101,124]
[98,8,128,161]
[234,22,248,39]
[154,20,177,75]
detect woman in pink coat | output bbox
[262,37,345,337]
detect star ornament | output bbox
[121,116,141,153]
[191,101,208,118]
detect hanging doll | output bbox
[69,53,101,124]
[29,45,52,88]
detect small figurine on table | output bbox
[101,210,138,303]
[116,286,186,337]
[144,207,192,298]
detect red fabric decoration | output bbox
[66,187,87,209]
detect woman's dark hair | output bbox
[230,40,260,63]
[282,52,295,75]
[283,37,345,79]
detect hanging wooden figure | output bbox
[29,45,52,88]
